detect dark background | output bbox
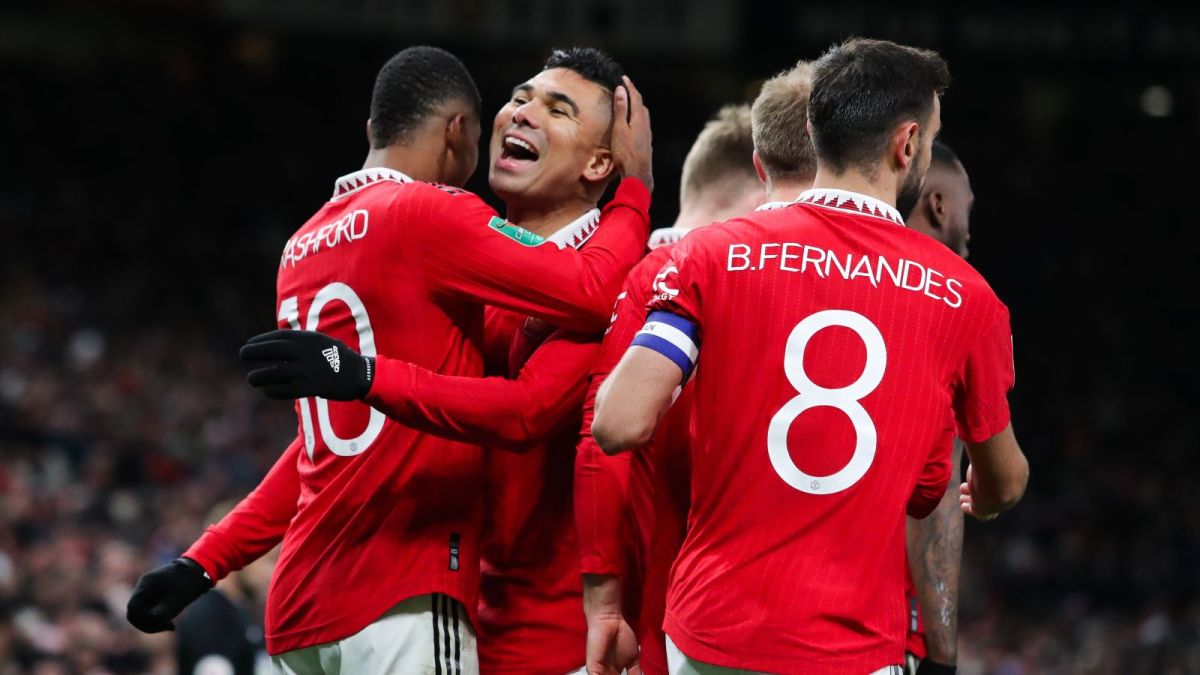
[1,1,1197,673]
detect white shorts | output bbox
[273,593,477,675]
[666,635,902,675]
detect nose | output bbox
[511,101,539,129]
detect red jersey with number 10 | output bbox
[640,189,1014,674]
[185,169,649,655]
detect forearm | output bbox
[185,441,301,580]
[427,179,651,332]
[576,383,633,575]
[366,334,597,448]
[907,442,965,663]
[964,424,1029,518]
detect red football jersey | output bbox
[284,208,608,673]
[476,310,597,674]
[185,169,648,654]
[576,243,692,675]
[638,189,1014,674]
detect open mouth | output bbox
[500,134,540,164]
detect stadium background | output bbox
[1,1,1197,673]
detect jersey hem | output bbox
[266,578,477,655]
[663,612,901,675]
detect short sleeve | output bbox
[644,234,708,327]
[953,305,1015,443]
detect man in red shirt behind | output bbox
[594,39,1028,675]
[576,62,819,675]
[126,46,653,675]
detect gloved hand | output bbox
[916,659,957,675]
[126,558,213,633]
[240,329,374,401]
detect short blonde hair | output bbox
[679,104,758,208]
[751,61,817,183]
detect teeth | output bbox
[506,136,537,156]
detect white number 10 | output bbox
[766,310,886,494]
[278,282,385,460]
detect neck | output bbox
[505,195,597,237]
[764,177,814,204]
[363,140,445,184]
[810,167,897,207]
[671,204,718,232]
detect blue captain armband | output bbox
[630,311,700,379]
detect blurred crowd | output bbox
[2,8,1198,674]
[0,276,292,674]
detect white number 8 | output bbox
[766,310,886,494]
[279,282,385,460]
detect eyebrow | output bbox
[511,83,580,117]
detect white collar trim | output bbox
[332,168,414,200]
[755,200,795,211]
[545,208,601,250]
[796,188,904,225]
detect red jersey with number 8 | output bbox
[638,189,1013,674]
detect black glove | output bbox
[240,329,374,401]
[916,660,957,675]
[126,558,213,633]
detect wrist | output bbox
[178,557,214,587]
[582,573,623,618]
[359,356,376,398]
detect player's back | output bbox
[267,168,490,652]
[654,190,1007,674]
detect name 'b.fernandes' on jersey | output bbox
[185,168,650,655]
[634,189,1014,674]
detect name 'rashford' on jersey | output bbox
[637,189,1014,675]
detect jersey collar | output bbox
[755,200,797,211]
[545,208,601,250]
[648,226,690,250]
[796,188,905,226]
[331,168,414,201]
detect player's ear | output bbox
[753,151,769,186]
[892,122,920,170]
[365,119,375,147]
[926,190,946,230]
[583,147,615,184]
[444,113,468,149]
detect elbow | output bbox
[591,415,653,456]
[998,457,1030,510]
[979,457,1030,517]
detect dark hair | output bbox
[543,47,624,93]
[369,46,481,149]
[930,139,961,169]
[808,38,951,174]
